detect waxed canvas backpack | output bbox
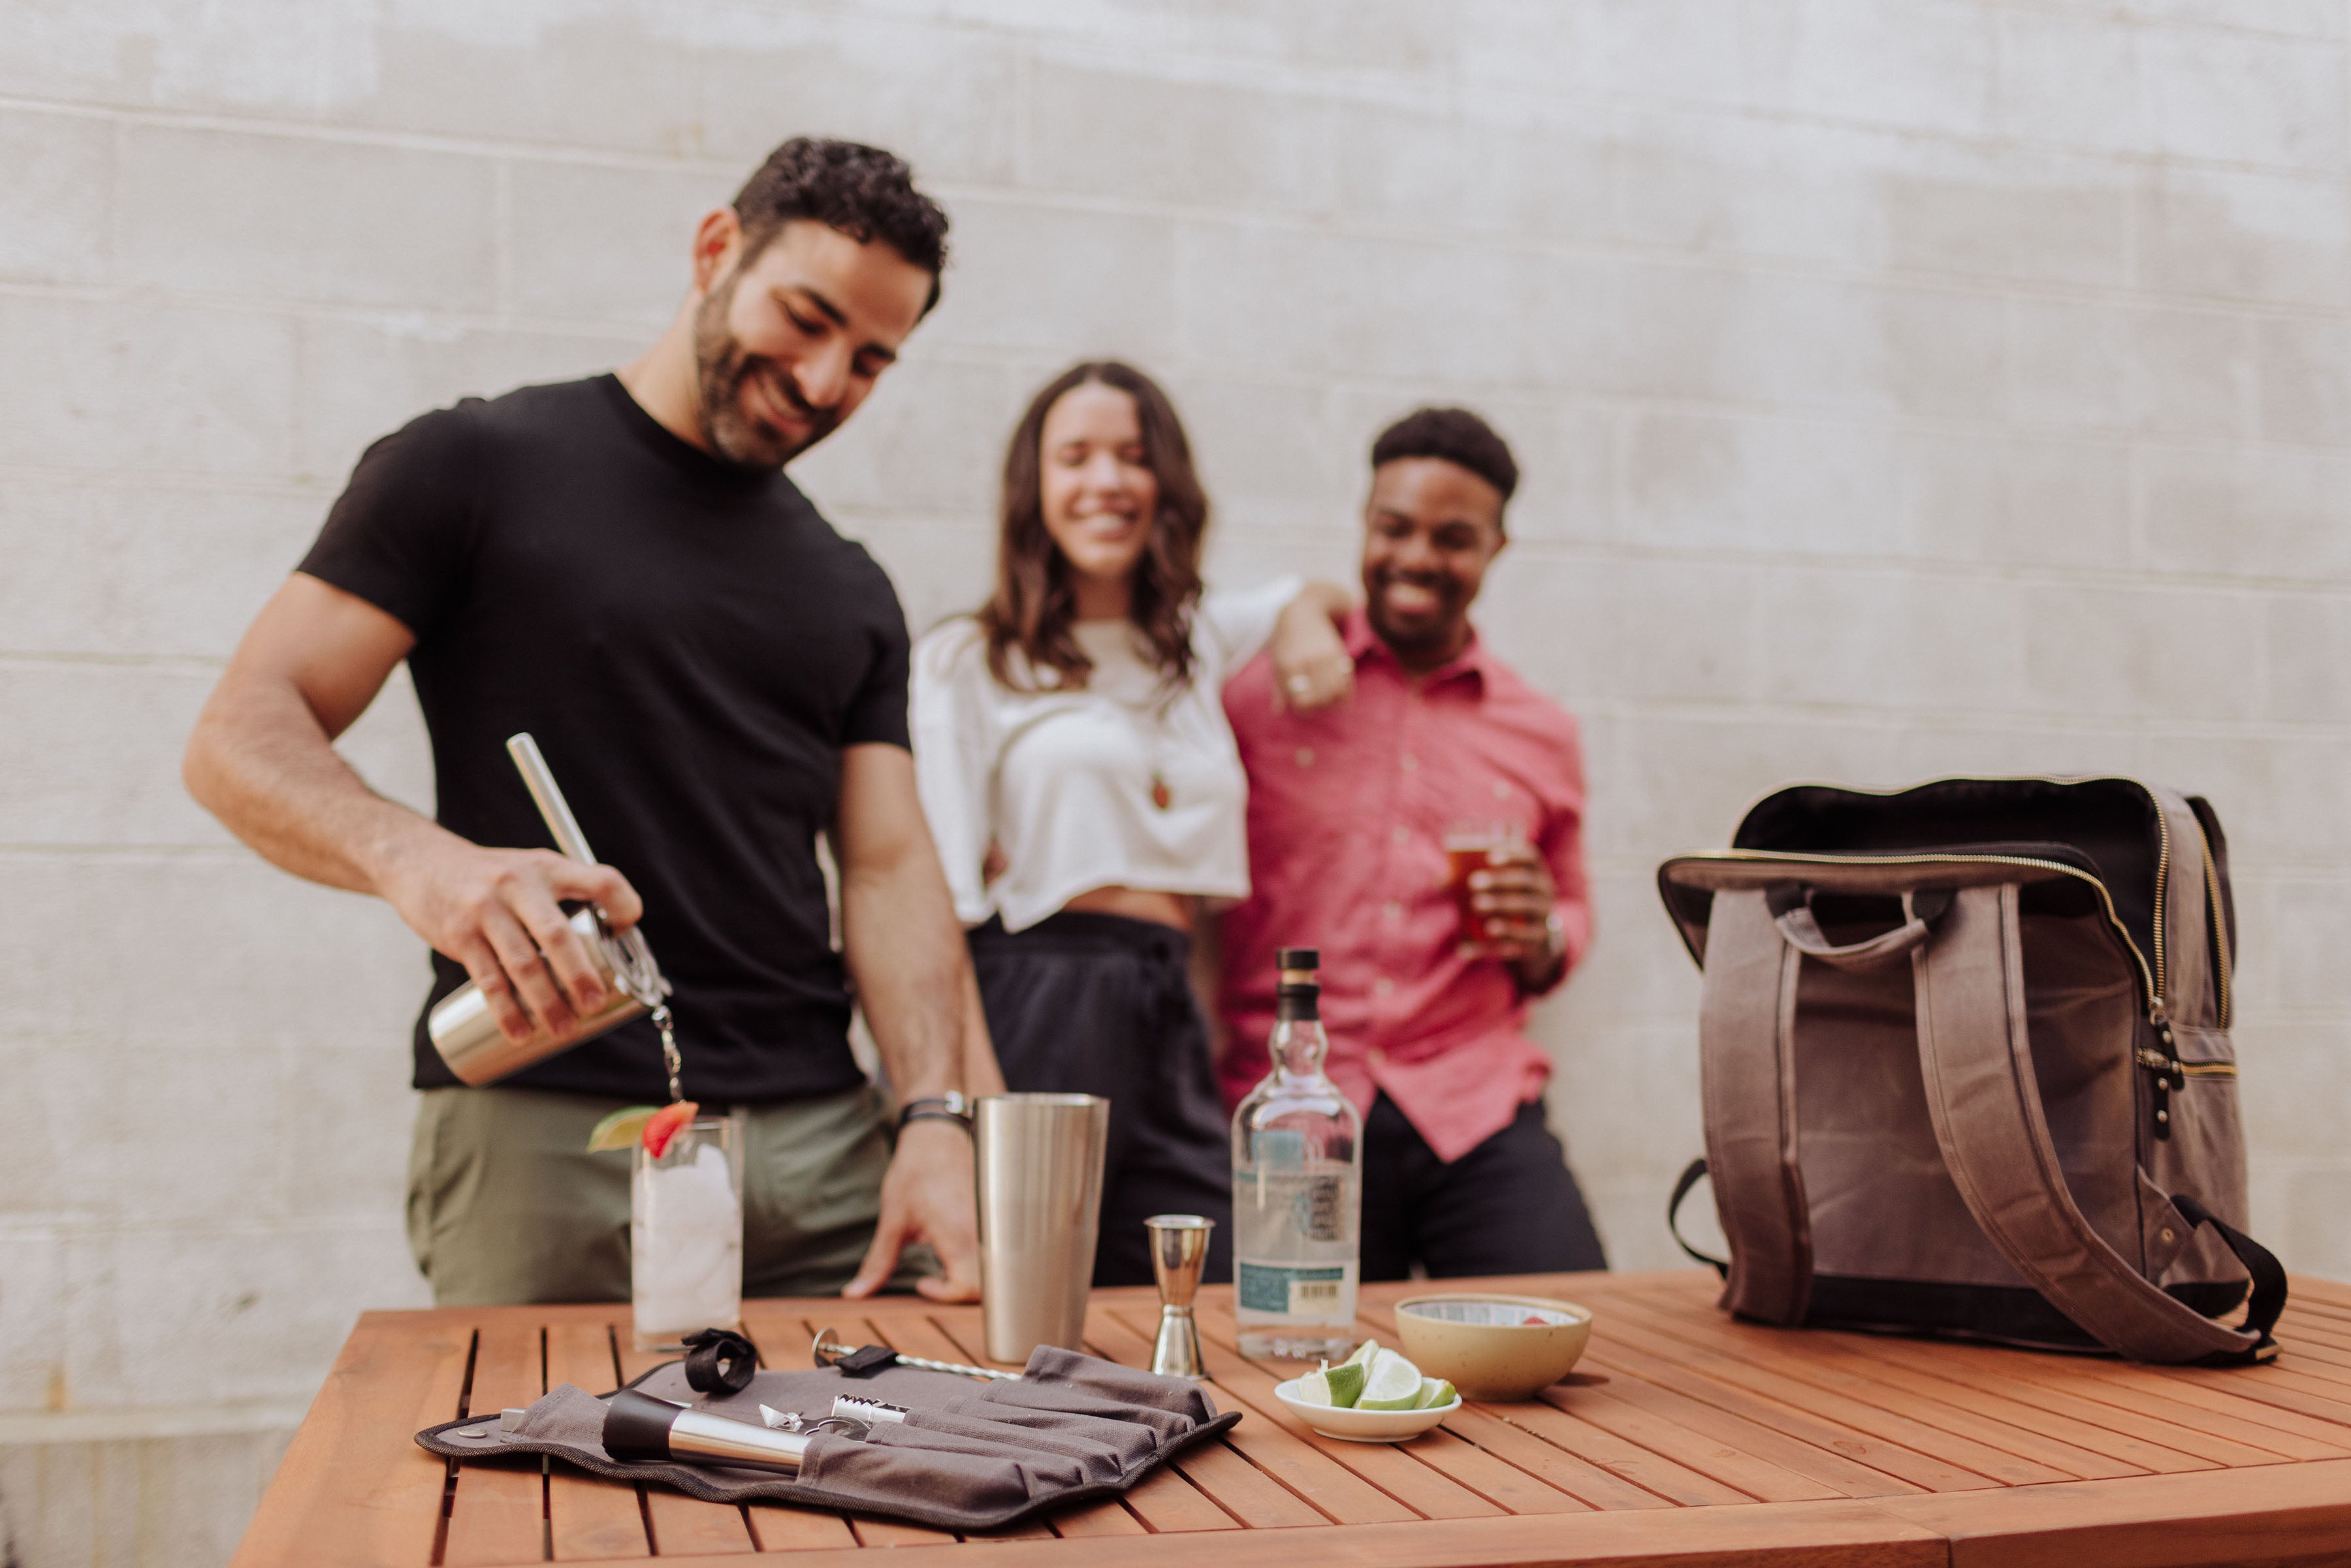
[1657,777,2284,1364]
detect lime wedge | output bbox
[1343,1339,1380,1369]
[1295,1369,1335,1406]
[586,1105,661,1153]
[1358,1349,1426,1410]
[1415,1378,1456,1410]
[1323,1358,1367,1409]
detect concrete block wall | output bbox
[3,2,2347,1560]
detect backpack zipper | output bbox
[1670,844,2234,1142]
[2141,782,2170,1017]
[1670,847,2158,1002]
[1727,775,2178,1011]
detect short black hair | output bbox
[732,137,951,313]
[1369,406,1519,504]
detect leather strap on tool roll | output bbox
[1911,884,2279,1364]
[682,1328,759,1394]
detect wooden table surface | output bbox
[232,1268,2351,1567]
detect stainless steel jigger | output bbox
[1146,1215,1215,1381]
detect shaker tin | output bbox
[427,908,669,1085]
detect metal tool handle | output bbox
[504,731,669,1013]
[507,732,598,865]
[607,1390,817,1473]
[811,1326,1020,1382]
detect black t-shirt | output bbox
[300,374,910,1103]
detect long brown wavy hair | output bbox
[978,361,1209,692]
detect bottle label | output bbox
[1238,1262,1347,1316]
[1292,1174,1346,1241]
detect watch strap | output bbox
[896,1093,973,1133]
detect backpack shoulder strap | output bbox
[1697,889,1812,1324]
[1911,882,2279,1363]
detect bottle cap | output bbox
[1274,948,1319,971]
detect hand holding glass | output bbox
[1443,823,1543,955]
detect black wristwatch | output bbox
[896,1091,974,1134]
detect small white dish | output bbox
[1272,1377,1460,1443]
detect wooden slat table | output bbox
[233,1270,2351,1567]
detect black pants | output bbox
[1360,1092,1607,1281]
[968,913,1232,1288]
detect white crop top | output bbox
[912,577,1300,933]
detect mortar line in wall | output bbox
[0,650,233,673]
[7,271,2351,399]
[7,330,2348,483]
[7,182,2348,330]
[5,18,2346,191]
[2243,1153,2351,1170]
[823,513,2351,600]
[0,1214,413,1235]
[0,464,336,496]
[11,383,2351,500]
[1559,699,2351,741]
[492,156,516,327]
[1492,543,2351,599]
[5,115,2351,320]
[1023,57,2351,196]
[0,842,370,858]
[2343,0,2351,188]
[1989,0,2344,46]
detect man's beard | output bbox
[1365,568,1466,654]
[691,272,840,468]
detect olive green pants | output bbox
[406,1081,931,1306]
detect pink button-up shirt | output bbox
[1218,612,1591,1164]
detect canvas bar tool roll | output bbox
[428,733,673,1086]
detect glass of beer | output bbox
[1443,822,1529,947]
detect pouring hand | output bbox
[843,1118,982,1302]
[381,834,643,1043]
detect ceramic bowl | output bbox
[1271,1377,1460,1443]
[1391,1294,1593,1401]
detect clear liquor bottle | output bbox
[1230,947,1362,1360]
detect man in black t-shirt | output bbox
[185,139,1002,1306]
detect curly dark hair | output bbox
[1370,406,1519,505]
[732,137,951,313]
[978,361,1209,692]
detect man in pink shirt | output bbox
[1220,407,1606,1278]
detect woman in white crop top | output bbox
[913,361,1351,1287]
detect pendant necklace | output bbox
[1147,709,1173,810]
[1135,682,1176,811]
[1101,624,1177,810]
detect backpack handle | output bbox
[1767,884,1951,970]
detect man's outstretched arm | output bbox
[834,741,1001,1301]
[184,571,640,1042]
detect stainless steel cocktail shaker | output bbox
[426,733,670,1085]
[975,1094,1110,1364]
